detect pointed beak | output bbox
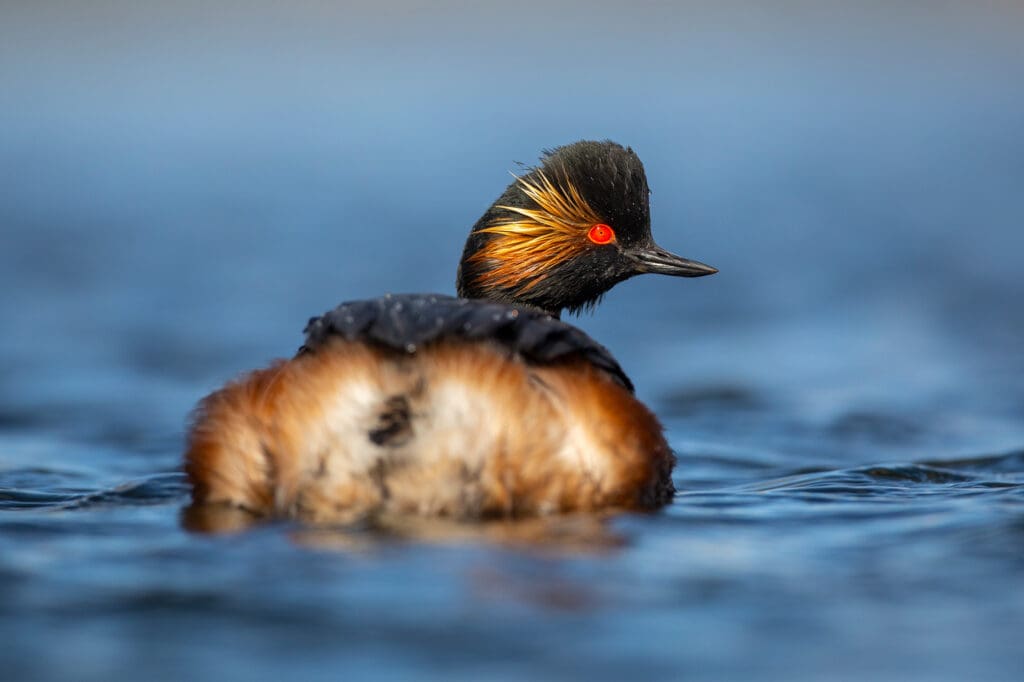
[628,243,718,277]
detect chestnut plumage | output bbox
[185,140,715,525]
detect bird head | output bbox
[456,140,716,317]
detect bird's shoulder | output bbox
[300,293,633,392]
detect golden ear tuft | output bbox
[469,170,603,293]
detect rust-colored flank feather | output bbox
[468,170,603,293]
[186,339,674,525]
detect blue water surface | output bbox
[2,2,1023,680]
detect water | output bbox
[2,2,1024,680]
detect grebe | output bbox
[185,140,716,523]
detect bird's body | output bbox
[185,141,715,524]
[187,295,673,522]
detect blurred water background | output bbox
[2,1,1023,680]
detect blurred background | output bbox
[3,1,1023,456]
[1,2,1023,680]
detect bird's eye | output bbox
[587,223,615,245]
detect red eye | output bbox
[587,223,615,245]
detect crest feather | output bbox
[469,170,602,293]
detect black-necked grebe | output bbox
[185,140,716,523]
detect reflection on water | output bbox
[3,2,1024,681]
[181,501,626,553]
[289,515,626,555]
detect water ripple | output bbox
[0,471,189,511]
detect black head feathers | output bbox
[456,140,716,316]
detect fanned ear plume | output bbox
[468,169,601,294]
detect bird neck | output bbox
[455,267,562,318]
